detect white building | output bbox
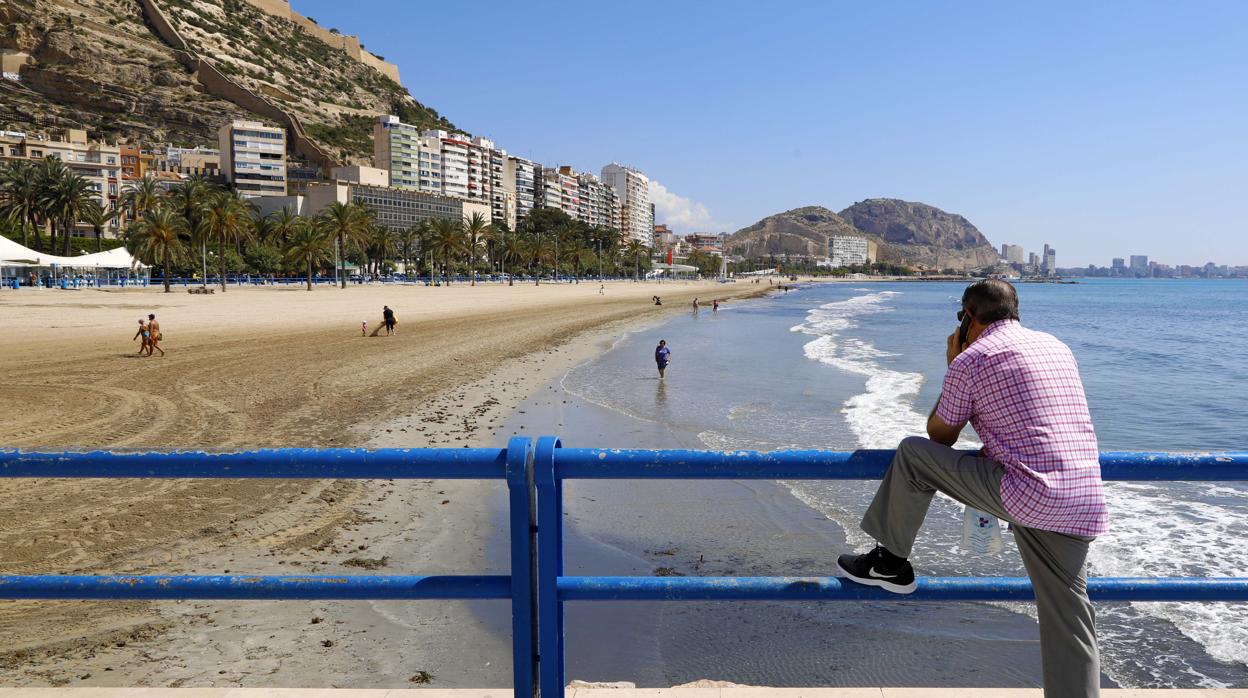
[1000,243,1025,264]
[601,163,651,246]
[830,235,871,267]
[218,120,286,197]
[507,156,537,223]
[1042,244,1057,276]
[576,171,619,229]
[373,115,419,189]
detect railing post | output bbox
[534,435,564,698]
[506,436,537,698]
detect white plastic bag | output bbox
[961,506,1004,555]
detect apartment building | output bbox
[1000,243,1025,264]
[601,163,651,246]
[686,233,728,254]
[467,136,494,207]
[302,166,491,233]
[0,128,121,224]
[574,171,619,229]
[506,156,537,222]
[218,120,286,197]
[830,235,872,267]
[160,146,221,178]
[418,130,470,200]
[485,143,515,229]
[373,115,418,189]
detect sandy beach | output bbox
[0,279,764,688]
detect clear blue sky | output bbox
[297,0,1247,267]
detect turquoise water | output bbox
[561,278,1248,687]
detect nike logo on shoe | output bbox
[868,567,898,579]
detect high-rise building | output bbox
[601,163,651,246]
[1042,244,1057,276]
[1000,243,1025,264]
[373,115,418,189]
[466,136,494,206]
[423,130,470,200]
[830,235,872,267]
[485,143,514,229]
[219,119,286,197]
[506,156,537,222]
[1130,255,1149,277]
[575,171,619,229]
[0,128,121,234]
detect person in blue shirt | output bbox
[655,339,671,379]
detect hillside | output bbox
[838,198,999,271]
[0,0,454,164]
[727,201,999,271]
[724,206,904,262]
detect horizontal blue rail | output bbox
[0,575,512,600]
[0,447,507,479]
[557,576,1248,602]
[553,448,1248,480]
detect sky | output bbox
[295,0,1247,267]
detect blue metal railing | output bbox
[2,440,1247,697]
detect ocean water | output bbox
[561,278,1248,688]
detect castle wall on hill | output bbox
[241,0,401,83]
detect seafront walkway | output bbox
[1,688,1247,697]
[2,441,1246,695]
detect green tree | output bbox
[126,207,188,293]
[283,217,333,291]
[463,211,494,285]
[397,224,420,277]
[39,168,97,256]
[0,161,43,249]
[122,174,165,221]
[365,224,395,275]
[79,199,118,252]
[203,192,256,291]
[167,176,216,288]
[623,239,648,281]
[320,201,370,287]
[266,207,300,246]
[426,217,465,284]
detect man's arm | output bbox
[927,395,965,446]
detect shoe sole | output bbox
[835,560,917,595]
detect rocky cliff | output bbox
[725,206,885,259]
[0,0,453,163]
[838,198,999,271]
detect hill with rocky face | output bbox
[0,0,453,164]
[724,206,903,261]
[726,200,999,271]
[838,198,999,270]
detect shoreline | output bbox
[0,280,766,688]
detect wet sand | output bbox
[0,280,761,688]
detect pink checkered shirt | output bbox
[936,319,1108,537]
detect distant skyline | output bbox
[295,0,1247,267]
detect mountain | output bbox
[724,206,901,260]
[838,198,999,271]
[0,0,454,166]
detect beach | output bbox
[0,279,761,688]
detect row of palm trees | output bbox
[3,165,658,293]
[0,157,120,256]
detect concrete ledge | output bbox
[1,689,1246,697]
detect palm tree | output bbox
[41,171,98,256]
[397,224,420,277]
[319,201,369,288]
[283,217,333,291]
[624,239,648,281]
[122,174,164,222]
[426,217,465,285]
[126,207,187,293]
[266,207,300,246]
[0,161,42,248]
[499,229,526,286]
[527,231,555,285]
[167,176,215,288]
[463,212,494,286]
[366,224,395,275]
[79,199,117,252]
[203,192,256,292]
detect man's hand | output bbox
[946,329,965,366]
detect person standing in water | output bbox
[654,339,671,379]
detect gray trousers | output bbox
[861,436,1100,698]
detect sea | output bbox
[556,278,1248,688]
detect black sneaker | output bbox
[836,545,917,594]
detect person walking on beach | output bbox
[654,339,671,379]
[713,299,720,312]
[837,279,1106,698]
[146,313,165,357]
[132,319,150,356]
[382,305,397,336]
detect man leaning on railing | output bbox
[837,279,1108,698]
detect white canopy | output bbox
[0,235,147,269]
